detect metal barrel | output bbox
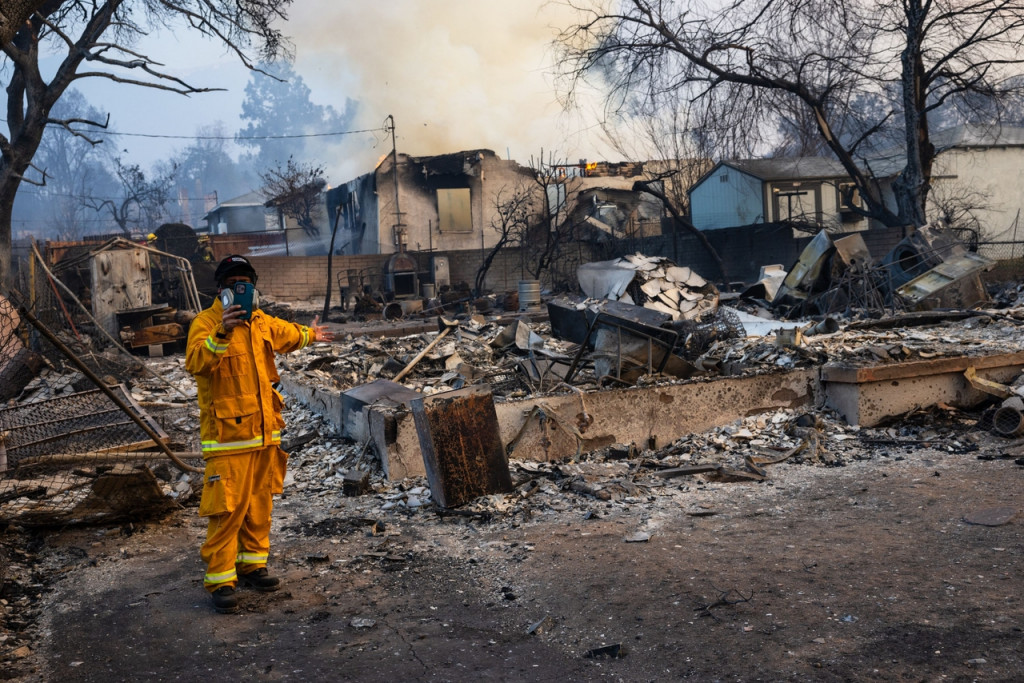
[518,280,542,312]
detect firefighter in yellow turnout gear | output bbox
[186,255,334,614]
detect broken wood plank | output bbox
[394,318,459,382]
[651,464,720,478]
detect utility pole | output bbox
[385,115,405,250]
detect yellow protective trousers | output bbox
[198,445,287,592]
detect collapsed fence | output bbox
[0,240,206,525]
[0,291,202,526]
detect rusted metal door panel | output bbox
[411,385,513,508]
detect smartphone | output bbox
[220,282,257,320]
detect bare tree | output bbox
[85,159,174,236]
[259,157,327,239]
[474,184,535,295]
[522,151,587,287]
[13,89,119,240]
[927,180,992,237]
[0,0,293,286]
[556,0,1024,230]
[599,105,725,274]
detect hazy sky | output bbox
[73,1,617,185]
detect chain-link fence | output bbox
[1,260,202,526]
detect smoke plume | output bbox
[287,1,614,181]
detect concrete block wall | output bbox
[634,223,911,284]
[248,249,530,301]
[250,255,328,299]
[246,224,913,301]
[250,254,385,300]
[857,225,911,260]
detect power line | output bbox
[0,119,387,141]
[66,126,388,141]
[16,187,218,202]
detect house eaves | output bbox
[931,123,1024,151]
[408,149,497,176]
[689,157,853,194]
[722,157,852,181]
[202,190,266,222]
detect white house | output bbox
[688,157,864,232]
[882,124,1024,249]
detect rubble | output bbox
[1,338,1021,673]
[770,223,993,318]
[577,252,719,321]
[5,260,1024,525]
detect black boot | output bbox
[211,586,238,614]
[239,567,281,592]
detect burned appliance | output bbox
[384,251,419,299]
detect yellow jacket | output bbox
[186,298,313,457]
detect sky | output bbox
[73,1,619,187]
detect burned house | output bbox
[572,186,665,242]
[326,149,536,257]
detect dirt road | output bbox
[4,432,1022,682]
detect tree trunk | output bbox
[0,178,15,288]
[322,206,341,322]
[0,10,91,287]
[895,1,932,228]
[474,236,509,295]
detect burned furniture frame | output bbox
[563,310,680,385]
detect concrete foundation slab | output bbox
[499,369,819,462]
[368,403,425,480]
[279,377,343,433]
[341,380,423,442]
[821,351,1024,426]
[284,348,1024,482]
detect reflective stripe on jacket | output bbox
[186,298,312,457]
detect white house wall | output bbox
[927,146,1024,248]
[691,166,764,230]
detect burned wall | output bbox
[371,150,536,256]
[247,224,913,301]
[326,174,381,256]
[248,246,529,302]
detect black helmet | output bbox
[214,255,258,286]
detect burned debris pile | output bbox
[765,223,993,319]
[258,234,1024,516]
[2,222,1023,526]
[0,294,201,526]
